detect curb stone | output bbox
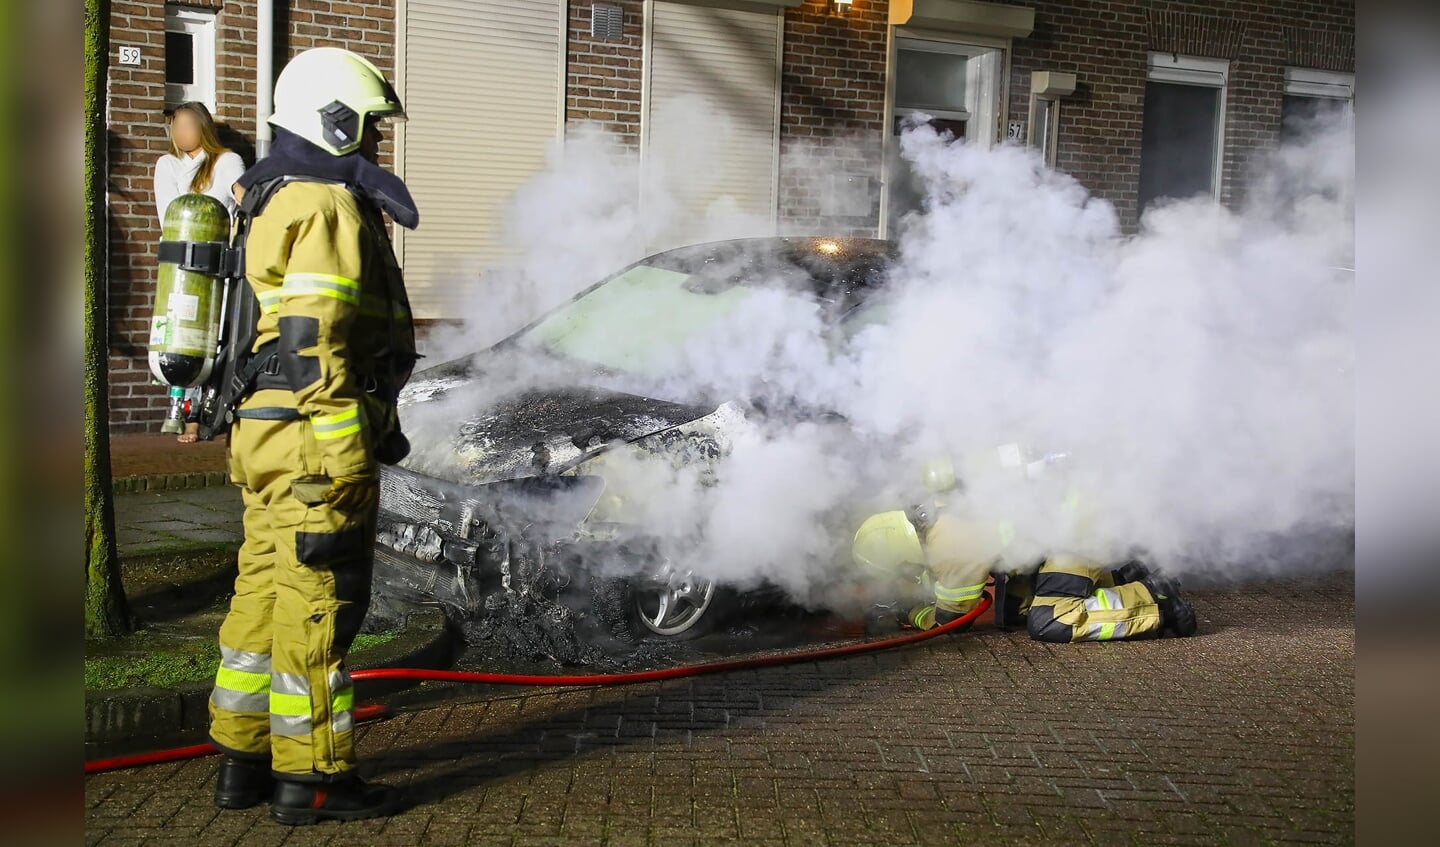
[112,471,230,496]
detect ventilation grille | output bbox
[591,4,624,40]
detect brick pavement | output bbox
[115,486,244,557]
[85,573,1353,846]
[110,434,229,479]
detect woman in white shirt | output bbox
[152,101,247,223]
[153,102,246,442]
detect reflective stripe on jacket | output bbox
[244,180,415,478]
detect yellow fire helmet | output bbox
[852,510,925,577]
[919,455,958,494]
[269,47,406,156]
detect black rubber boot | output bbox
[214,757,273,810]
[270,777,400,826]
[1143,575,1198,637]
[992,573,1030,631]
[1112,559,1152,585]
[934,606,975,632]
[999,593,1029,631]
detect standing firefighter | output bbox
[207,48,420,825]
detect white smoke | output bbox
[421,100,776,362]
[401,110,1354,602]
[419,124,656,359]
[859,117,1353,574]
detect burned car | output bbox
[371,238,897,659]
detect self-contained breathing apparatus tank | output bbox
[147,185,263,441]
[148,193,231,388]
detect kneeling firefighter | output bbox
[206,48,420,825]
[1022,555,1196,642]
[851,458,1000,631]
[852,452,1197,641]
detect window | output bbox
[1138,53,1229,215]
[164,6,216,109]
[895,44,972,114]
[1026,71,1076,168]
[891,38,1001,143]
[1029,96,1056,163]
[1282,68,1354,144]
[884,36,1004,232]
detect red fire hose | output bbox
[85,594,990,775]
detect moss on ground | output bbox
[122,547,237,597]
[84,632,398,691]
[90,546,402,691]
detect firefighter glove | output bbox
[322,472,380,515]
[374,428,410,465]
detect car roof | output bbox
[645,237,898,313]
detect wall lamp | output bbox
[829,0,855,17]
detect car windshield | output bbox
[514,239,895,375]
[519,264,755,374]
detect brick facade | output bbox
[105,0,1352,431]
[778,0,890,236]
[1010,0,1354,230]
[106,1,395,432]
[559,0,891,234]
[565,0,645,145]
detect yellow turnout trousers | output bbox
[924,513,1000,618]
[209,389,375,781]
[1026,555,1162,642]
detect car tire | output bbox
[590,576,730,642]
[628,578,731,641]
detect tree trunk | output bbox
[84,0,130,638]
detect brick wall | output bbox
[106,0,396,432]
[559,0,891,234]
[108,0,1353,430]
[1010,0,1354,231]
[778,0,889,236]
[565,0,645,145]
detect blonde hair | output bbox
[168,102,231,193]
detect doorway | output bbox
[883,35,1003,236]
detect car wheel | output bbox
[630,566,721,639]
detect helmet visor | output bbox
[373,75,406,122]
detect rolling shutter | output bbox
[398,0,563,318]
[645,1,782,251]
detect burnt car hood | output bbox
[397,375,718,487]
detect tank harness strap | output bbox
[232,341,302,420]
[234,407,304,421]
[156,240,230,275]
[230,339,281,396]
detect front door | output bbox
[884,36,1003,235]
